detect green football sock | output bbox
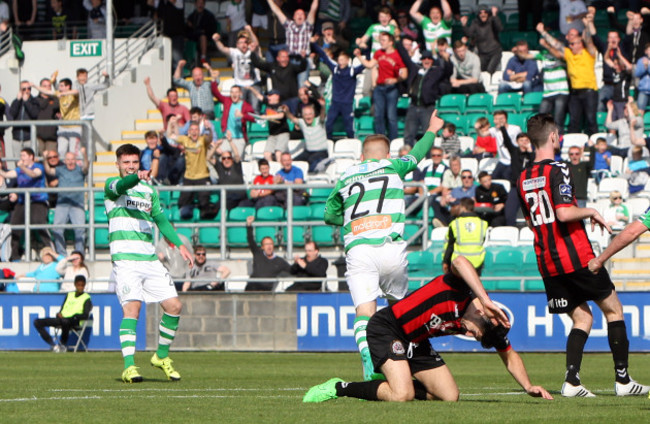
[354,316,373,373]
[156,313,180,359]
[119,318,138,369]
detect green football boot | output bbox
[303,378,344,403]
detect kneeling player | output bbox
[303,256,553,402]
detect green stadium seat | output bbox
[437,94,466,115]
[524,279,545,291]
[0,210,9,223]
[597,111,607,131]
[94,191,104,205]
[158,190,171,207]
[309,186,332,204]
[227,207,255,247]
[494,93,521,113]
[309,203,337,245]
[94,228,110,248]
[403,224,422,244]
[465,93,493,114]
[508,113,531,132]
[248,120,269,140]
[355,115,375,138]
[521,92,543,113]
[397,96,410,110]
[439,114,468,135]
[355,96,372,117]
[48,209,55,224]
[407,251,435,277]
[483,247,524,277]
[283,205,311,246]
[94,205,108,223]
[198,227,221,247]
[255,206,284,243]
[644,113,650,132]
[176,226,193,240]
[495,280,523,291]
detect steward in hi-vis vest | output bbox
[443,198,487,274]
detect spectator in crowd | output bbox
[625,145,650,194]
[17,246,63,292]
[468,117,497,159]
[318,0,350,36]
[294,82,322,120]
[83,0,107,39]
[398,45,447,147]
[591,137,612,182]
[603,190,630,231]
[416,146,448,210]
[186,0,217,64]
[449,169,477,203]
[209,70,255,159]
[12,0,37,39]
[311,41,363,140]
[0,1,9,30]
[286,241,328,291]
[604,51,633,121]
[536,37,570,133]
[140,131,161,181]
[311,23,351,86]
[263,0,289,61]
[157,0,185,69]
[225,0,247,48]
[156,228,194,292]
[355,7,398,97]
[558,0,587,36]
[635,43,650,111]
[396,9,418,40]
[43,148,88,257]
[144,77,190,129]
[75,68,109,120]
[490,110,522,181]
[606,100,643,149]
[157,116,186,185]
[613,8,650,64]
[0,83,6,158]
[240,159,280,209]
[440,122,461,157]
[245,215,291,291]
[443,197,487,274]
[409,0,453,53]
[56,250,89,293]
[449,40,485,94]
[211,146,246,211]
[266,0,318,88]
[399,35,422,65]
[540,19,599,135]
[398,145,419,208]
[249,88,291,162]
[176,121,214,220]
[7,81,39,155]
[43,150,60,208]
[178,106,217,142]
[47,0,72,40]
[273,152,307,207]
[355,31,406,141]
[460,4,503,74]
[499,40,542,94]
[502,131,534,226]
[33,274,91,352]
[35,77,60,155]
[182,245,231,291]
[432,155,463,227]
[212,28,262,112]
[250,49,307,113]
[518,0,542,31]
[173,61,215,119]
[474,171,507,227]
[565,145,595,207]
[283,104,329,173]
[0,147,52,261]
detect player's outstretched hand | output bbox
[526,385,554,400]
[427,110,444,134]
[137,170,151,181]
[590,210,612,234]
[179,244,194,268]
[587,258,602,274]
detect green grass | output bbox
[2,352,649,423]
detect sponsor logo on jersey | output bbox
[126,198,152,213]
[351,215,392,235]
[559,184,572,197]
[392,340,406,355]
[522,176,546,191]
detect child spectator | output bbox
[239,159,280,209]
[635,43,650,111]
[440,122,460,157]
[140,130,161,181]
[593,137,612,181]
[310,42,364,139]
[603,190,629,230]
[468,117,496,159]
[282,103,329,173]
[604,48,633,121]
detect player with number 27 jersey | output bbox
[517,159,594,278]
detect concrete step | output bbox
[634,244,650,258]
[147,109,162,119]
[134,119,163,131]
[613,280,650,291]
[93,172,118,184]
[120,130,147,140]
[111,139,146,151]
[96,151,115,163]
[93,162,117,174]
[610,257,650,271]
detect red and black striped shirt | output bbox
[391,274,473,343]
[517,160,594,278]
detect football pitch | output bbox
[2,351,649,423]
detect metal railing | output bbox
[0,26,13,57]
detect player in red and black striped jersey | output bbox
[517,113,649,398]
[302,256,553,403]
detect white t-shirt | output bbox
[229,48,260,86]
[490,124,522,165]
[226,1,247,32]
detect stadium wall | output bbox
[3,292,650,352]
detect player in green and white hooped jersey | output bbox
[410,0,452,53]
[106,144,193,383]
[324,110,445,381]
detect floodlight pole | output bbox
[106,0,114,79]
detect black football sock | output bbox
[335,380,383,401]
[607,320,630,384]
[566,328,589,385]
[413,380,429,400]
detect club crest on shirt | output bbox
[392,340,406,355]
[559,184,572,197]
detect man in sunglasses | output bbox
[303,256,553,403]
[7,81,39,155]
[213,147,246,211]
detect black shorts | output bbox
[366,308,446,374]
[543,267,615,314]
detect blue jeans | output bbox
[52,203,86,255]
[498,80,541,94]
[637,91,650,112]
[539,94,568,134]
[597,84,614,112]
[373,84,399,140]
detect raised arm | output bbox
[307,0,319,25]
[353,48,377,69]
[280,104,299,124]
[173,59,186,81]
[441,0,452,22]
[267,0,287,25]
[143,76,161,106]
[582,27,598,58]
[410,0,425,25]
[536,22,564,50]
[211,33,231,56]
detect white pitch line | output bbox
[51,388,305,392]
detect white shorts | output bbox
[345,241,408,307]
[111,260,177,305]
[251,14,268,30]
[265,133,290,154]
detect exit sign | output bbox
[70,41,102,57]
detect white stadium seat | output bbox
[486,226,519,246]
